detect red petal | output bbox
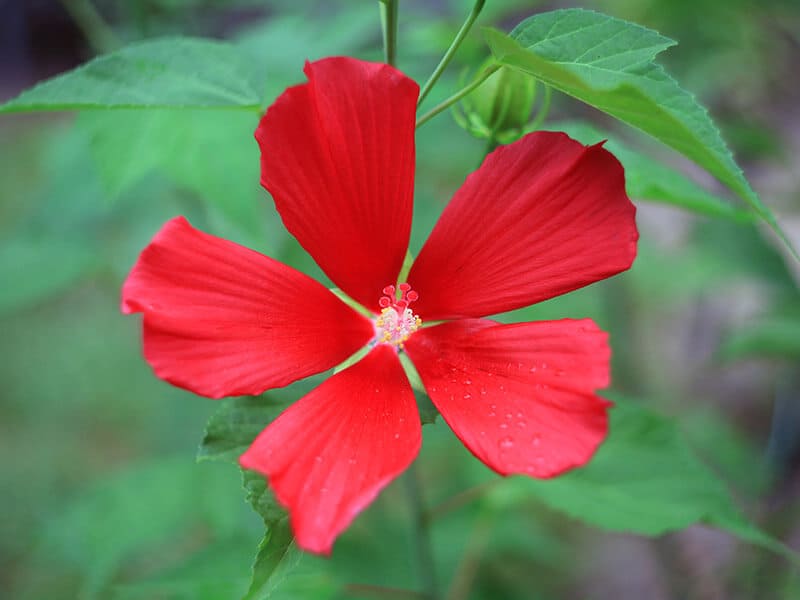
[122,217,373,398]
[240,345,420,554]
[256,57,418,312]
[404,319,611,478]
[408,131,638,320]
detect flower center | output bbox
[374,283,421,349]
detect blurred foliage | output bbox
[1,0,799,599]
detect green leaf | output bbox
[487,399,793,559]
[198,396,299,597]
[485,9,794,255]
[78,109,266,236]
[240,465,299,598]
[242,470,286,524]
[242,520,297,600]
[551,121,754,222]
[198,395,289,464]
[0,37,262,113]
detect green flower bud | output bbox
[455,61,537,144]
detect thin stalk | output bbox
[404,464,438,599]
[379,0,399,67]
[416,64,500,129]
[445,514,493,600]
[59,0,118,53]
[482,130,499,157]
[418,0,486,107]
[425,480,498,522]
[526,83,552,132]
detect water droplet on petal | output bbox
[499,436,514,449]
[532,435,541,447]
[499,422,509,430]
[464,379,472,385]
[464,393,472,400]
[517,420,527,428]
[394,432,401,440]
[315,455,323,463]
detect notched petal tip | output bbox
[409,130,639,320]
[255,56,418,311]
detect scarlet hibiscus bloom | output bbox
[122,57,637,554]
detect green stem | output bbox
[379,0,399,67]
[58,0,118,53]
[425,480,498,521]
[418,0,486,107]
[416,64,500,129]
[404,464,438,599]
[526,83,552,132]
[445,514,493,600]
[482,131,499,157]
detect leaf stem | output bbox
[404,463,439,599]
[526,83,552,132]
[416,64,500,129]
[426,480,498,522]
[417,0,486,107]
[379,0,399,67]
[445,514,493,600]
[58,0,118,53]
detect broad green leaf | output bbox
[78,109,266,237]
[242,520,296,600]
[198,395,289,464]
[485,9,794,255]
[240,465,299,598]
[198,396,298,596]
[0,235,99,316]
[0,37,261,112]
[551,121,753,222]
[486,399,793,558]
[242,470,286,524]
[682,410,773,498]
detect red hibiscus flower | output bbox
[122,57,638,554]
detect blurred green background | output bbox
[1,0,799,598]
